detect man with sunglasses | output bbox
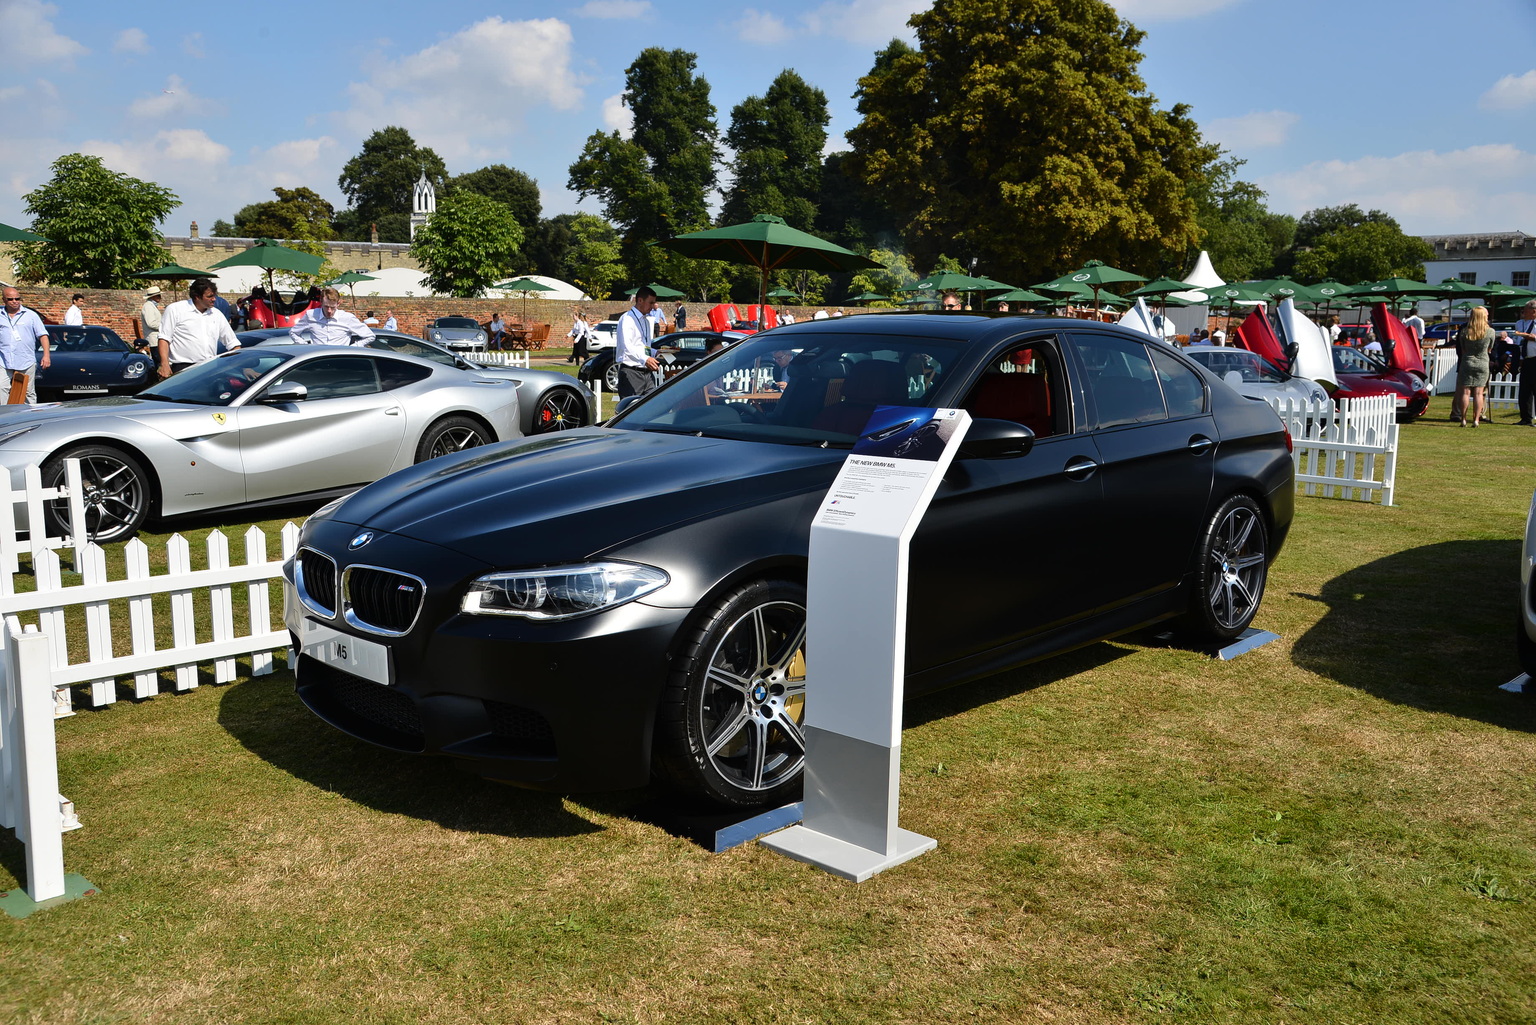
[1,287,50,403]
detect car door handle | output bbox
[385,407,401,416]
[1064,455,1099,481]
[1188,435,1215,456]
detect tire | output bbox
[655,579,808,808]
[1179,494,1269,642]
[530,388,587,434]
[414,415,491,463]
[604,361,620,393]
[1518,613,1536,680]
[40,444,153,544]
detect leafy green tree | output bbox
[1276,203,1404,278]
[846,247,920,302]
[337,126,449,243]
[569,48,719,282]
[410,192,524,297]
[815,151,897,251]
[275,218,342,291]
[1190,157,1295,282]
[1293,221,1433,285]
[211,218,238,238]
[845,0,1217,284]
[450,165,541,234]
[13,154,179,289]
[563,214,625,300]
[721,70,830,230]
[224,186,336,241]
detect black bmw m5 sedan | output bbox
[286,313,1294,807]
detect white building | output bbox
[1420,231,1534,289]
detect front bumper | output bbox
[286,517,688,792]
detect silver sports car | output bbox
[0,344,520,542]
[424,316,487,353]
[240,329,596,435]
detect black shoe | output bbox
[1520,420,1534,426]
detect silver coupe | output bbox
[0,344,520,543]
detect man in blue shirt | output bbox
[616,286,661,399]
[1,287,51,403]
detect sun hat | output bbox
[145,286,161,298]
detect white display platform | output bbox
[1500,673,1529,694]
[761,407,970,881]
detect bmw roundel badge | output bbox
[349,531,374,550]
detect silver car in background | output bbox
[425,316,487,353]
[0,344,519,542]
[1183,346,1329,406]
[1520,488,1536,681]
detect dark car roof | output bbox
[766,310,1099,346]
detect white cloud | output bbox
[1259,144,1536,236]
[734,9,795,45]
[0,0,86,63]
[128,76,222,120]
[113,27,150,55]
[602,93,633,137]
[801,0,923,44]
[182,32,205,59]
[574,0,650,17]
[338,17,583,164]
[1480,70,1536,110]
[1109,0,1244,21]
[1205,110,1299,150]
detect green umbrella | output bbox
[847,292,888,304]
[1257,278,1318,303]
[765,286,801,301]
[1128,276,1195,297]
[134,263,215,279]
[989,288,1051,306]
[658,215,882,326]
[494,276,557,322]
[326,270,378,299]
[0,222,47,242]
[208,238,325,295]
[1037,260,1146,314]
[624,282,685,300]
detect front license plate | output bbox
[1394,396,1408,407]
[297,617,391,686]
[65,386,107,394]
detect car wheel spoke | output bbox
[704,704,753,758]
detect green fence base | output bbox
[0,874,99,918]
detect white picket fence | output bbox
[1423,350,1520,411]
[0,462,88,583]
[1265,394,1399,505]
[472,350,532,368]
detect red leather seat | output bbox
[968,373,1053,437]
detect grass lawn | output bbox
[3,396,1535,1024]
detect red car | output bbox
[1330,345,1430,422]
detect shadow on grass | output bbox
[905,640,1137,728]
[1291,538,1536,731]
[216,671,602,839]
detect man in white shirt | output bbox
[288,288,375,346]
[141,287,163,354]
[158,278,240,376]
[384,311,397,331]
[64,294,84,326]
[616,286,661,399]
[1403,310,1426,343]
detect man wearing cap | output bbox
[158,278,240,376]
[64,293,84,326]
[1513,299,1536,425]
[1,287,51,403]
[141,287,163,355]
[288,287,375,345]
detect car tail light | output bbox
[1283,422,1293,453]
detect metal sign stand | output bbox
[762,408,970,881]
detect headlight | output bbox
[462,561,669,621]
[125,360,149,379]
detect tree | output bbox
[450,165,541,234]
[409,192,524,297]
[337,126,449,243]
[569,48,719,282]
[1275,203,1404,278]
[720,70,830,230]
[1293,221,1434,285]
[844,0,1218,284]
[1190,157,1295,282]
[563,214,626,300]
[13,154,179,289]
[223,186,336,241]
[815,151,897,252]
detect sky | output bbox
[2,0,1534,248]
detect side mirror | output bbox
[260,381,308,404]
[959,417,1035,459]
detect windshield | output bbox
[608,329,964,446]
[1186,348,1289,384]
[137,349,295,406]
[1332,346,1387,374]
[434,317,479,330]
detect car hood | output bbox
[323,428,844,562]
[0,393,220,430]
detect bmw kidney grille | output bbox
[343,565,426,636]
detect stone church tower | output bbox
[409,171,436,240]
